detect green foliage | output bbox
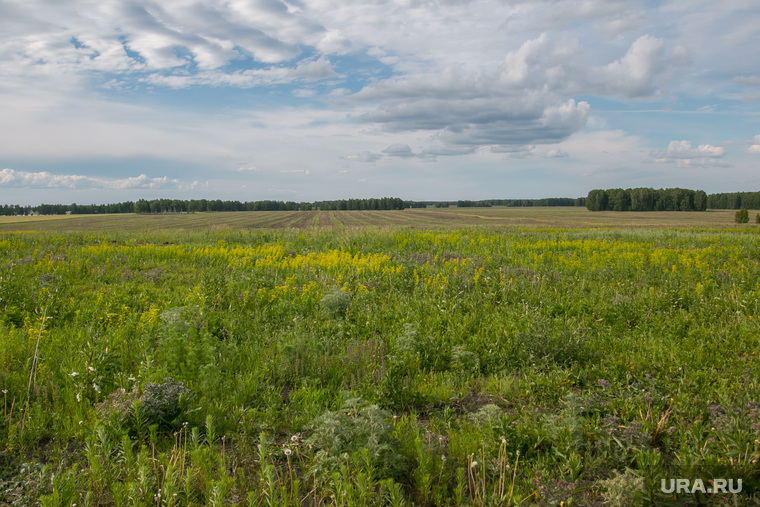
[735,208,750,223]
[599,469,645,506]
[586,187,708,211]
[2,226,760,504]
[306,398,407,481]
[450,345,479,373]
[319,288,351,317]
[139,377,195,430]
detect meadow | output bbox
[0,208,759,505]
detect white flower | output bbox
[284,448,292,456]
[471,461,478,468]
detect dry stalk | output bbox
[20,307,47,434]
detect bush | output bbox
[450,345,480,373]
[138,377,195,431]
[735,208,749,223]
[306,398,407,480]
[319,288,351,317]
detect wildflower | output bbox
[284,448,292,457]
[471,461,478,468]
[501,436,507,445]
[441,455,447,461]
[291,434,300,443]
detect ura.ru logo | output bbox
[661,478,742,495]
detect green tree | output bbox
[735,208,749,224]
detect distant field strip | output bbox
[0,207,756,232]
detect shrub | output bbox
[319,288,351,317]
[735,208,749,223]
[450,345,480,373]
[138,377,195,430]
[306,398,407,480]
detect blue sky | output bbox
[1,0,759,205]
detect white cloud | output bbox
[346,151,381,163]
[597,35,690,98]
[658,140,725,159]
[748,135,760,154]
[0,168,195,190]
[545,148,568,158]
[653,140,728,168]
[142,56,339,89]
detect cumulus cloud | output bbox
[749,135,760,154]
[349,29,689,156]
[653,140,728,168]
[434,99,590,151]
[0,168,195,190]
[597,35,690,97]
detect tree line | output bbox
[707,192,760,210]
[1,197,407,215]
[315,197,404,210]
[456,198,586,208]
[585,188,708,211]
[7,190,758,216]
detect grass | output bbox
[0,212,759,505]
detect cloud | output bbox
[735,75,760,87]
[435,99,590,150]
[597,35,690,97]
[142,56,339,89]
[0,168,195,190]
[653,140,728,168]
[545,148,569,158]
[749,135,760,154]
[0,0,338,89]
[345,151,381,163]
[382,144,416,158]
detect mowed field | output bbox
[1,208,759,505]
[0,206,756,232]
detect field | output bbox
[1,209,759,505]
[0,206,756,232]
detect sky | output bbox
[1,0,759,205]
